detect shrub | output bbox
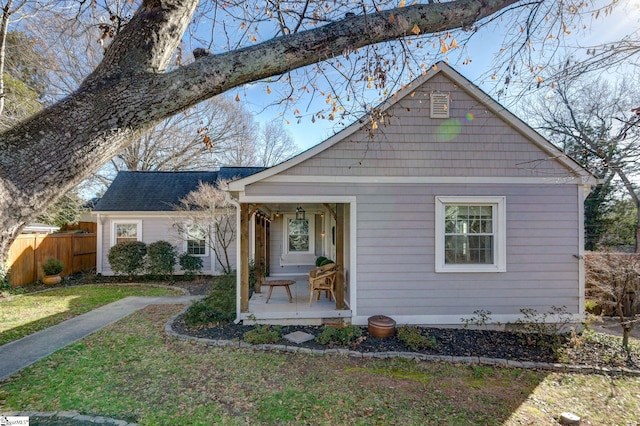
[179,253,203,280]
[108,241,147,276]
[397,325,437,351]
[146,241,177,277]
[316,324,363,347]
[509,306,572,350]
[460,310,496,330]
[0,262,11,291]
[584,299,601,315]
[243,324,283,344]
[42,257,64,276]
[182,273,236,326]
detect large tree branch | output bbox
[170,0,520,104]
[80,0,197,91]
[0,0,519,259]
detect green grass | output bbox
[0,285,183,345]
[1,305,639,425]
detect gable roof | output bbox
[228,62,597,191]
[94,167,265,212]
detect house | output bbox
[93,168,264,275]
[224,62,597,326]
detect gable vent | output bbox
[430,93,450,119]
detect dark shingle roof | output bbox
[218,167,266,182]
[94,167,264,212]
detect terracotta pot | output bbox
[43,275,62,285]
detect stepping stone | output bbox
[284,331,315,344]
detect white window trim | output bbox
[184,224,209,257]
[282,213,315,256]
[110,220,142,247]
[435,196,506,273]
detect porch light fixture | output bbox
[296,204,306,221]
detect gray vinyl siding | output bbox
[100,215,217,275]
[357,183,579,316]
[246,181,581,317]
[238,69,585,319]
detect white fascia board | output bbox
[238,194,357,203]
[93,211,181,217]
[264,175,590,185]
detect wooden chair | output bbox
[308,263,339,306]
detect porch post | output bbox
[240,203,250,313]
[335,203,345,310]
[255,215,265,293]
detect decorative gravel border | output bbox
[165,305,640,377]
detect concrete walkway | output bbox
[0,295,202,381]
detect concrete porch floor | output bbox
[241,276,352,325]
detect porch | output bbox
[237,200,353,325]
[239,275,352,325]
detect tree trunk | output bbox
[636,207,640,253]
[0,0,517,264]
[0,0,13,118]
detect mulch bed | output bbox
[172,318,554,362]
[172,315,640,370]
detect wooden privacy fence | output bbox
[7,232,96,287]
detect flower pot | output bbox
[368,315,396,338]
[43,275,62,285]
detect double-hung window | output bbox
[435,196,506,272]
[111,220,142,245]
[287,216,311,253]
[186,225,208,256]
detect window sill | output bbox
[436,265,506,273]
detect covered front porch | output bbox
[235,199,355,325]
[238,275,352,324]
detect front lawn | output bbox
[0,285,183,345]
[1,305,638,425]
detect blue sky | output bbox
[232,0,640,153]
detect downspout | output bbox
[577,177,597,321]
[577,185,588,320]
[96,213,103,274]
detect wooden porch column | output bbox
[335,203,345,310]
[240,203,250,313]
[255,215,266,291]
